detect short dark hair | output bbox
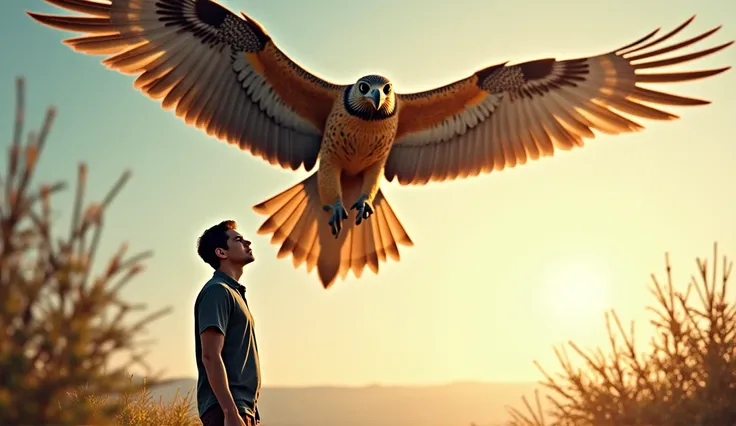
[197,220,237,270]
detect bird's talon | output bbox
[350,195,374,226]
[324,201,348,238]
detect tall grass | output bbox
[70,375,201,426]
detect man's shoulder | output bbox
[196,278,234,303]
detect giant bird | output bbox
[27,0,733,288]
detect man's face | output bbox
[222,229,254,266]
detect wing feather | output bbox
[27,0,347,172]
[388,16,732,185]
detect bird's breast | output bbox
[322,108,398,175]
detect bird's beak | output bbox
[369,88,384,110]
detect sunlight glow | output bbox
[543,262,609,324]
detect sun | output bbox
[541,262,610,323]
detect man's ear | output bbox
[215,248,227,259]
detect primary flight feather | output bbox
[27,0,733,288]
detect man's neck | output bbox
[217,263,244,282]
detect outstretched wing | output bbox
[27,0,346,171]
[387,16,733,185]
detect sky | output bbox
[2,0,735,387]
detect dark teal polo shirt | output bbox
[194,271,262,420]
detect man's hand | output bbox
[224,411,247,426]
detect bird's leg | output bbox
[318,159,348,238]
[350,160,384,226]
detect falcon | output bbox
[27,0,733,288]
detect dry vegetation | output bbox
[0,78,199,425]
[506,244,736,426]
[76,375,200,426]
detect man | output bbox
[194,220,261,426]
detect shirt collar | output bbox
[213,270,246,294]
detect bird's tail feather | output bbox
[252,172,413,289]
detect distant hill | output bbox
[148,378,549,426]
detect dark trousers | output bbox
[200,404,259,426]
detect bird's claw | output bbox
[323,201,348,238]
[350,194,374,226]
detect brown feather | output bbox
[26,0,347,172]
[42,0,110,16]
[252,173,413,289]
[257,44,342,132]
[386,16,732,185]
[395,78,486,140]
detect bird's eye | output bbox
[358,82,370,94]
[383,84,391,95]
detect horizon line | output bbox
[149,376,543,389]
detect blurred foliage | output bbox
[69,375,201,426]
[0,77,173,425]
[507,244,736,426]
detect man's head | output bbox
[197,220,254,270]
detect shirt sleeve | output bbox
[197,284,233,336]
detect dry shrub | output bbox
[0,77,176,425]
[507,244,736,426]
[68,375,201,426]
[114,377,199,426]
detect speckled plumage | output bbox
[318,78,399,209]
[27,0,733,288]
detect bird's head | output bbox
[349,75,395,114]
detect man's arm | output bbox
[201,328,239,415]
[198,285,239,416]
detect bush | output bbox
[506,244,736,426]
[0,77,178,425]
